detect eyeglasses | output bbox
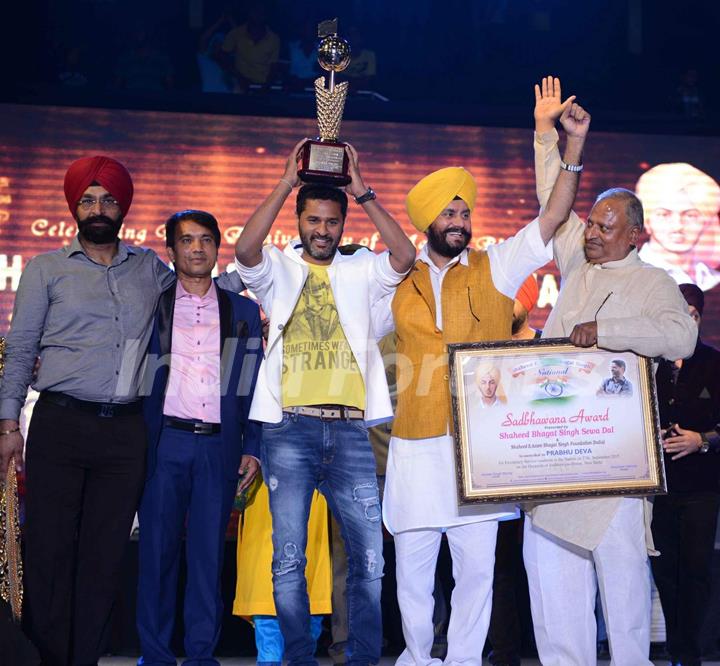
[77,197,120,210]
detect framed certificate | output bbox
[449,338,666,504]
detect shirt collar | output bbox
[175,279,217,302]
[418,245,469,273]
[67,235,136,263]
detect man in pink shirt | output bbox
[137,210,263,666]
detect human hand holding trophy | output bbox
[298,18,353,186]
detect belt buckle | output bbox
[194,422,213,435]
[99,404,115,418]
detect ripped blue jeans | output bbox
[261,412,384,666]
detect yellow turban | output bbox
[406,167,477,232]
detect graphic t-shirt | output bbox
[281,264,365,409]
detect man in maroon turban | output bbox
[0,154,161,664]
[63,155,134,246]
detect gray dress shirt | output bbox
[0,235,243,420]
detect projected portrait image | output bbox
[636,163,720,290]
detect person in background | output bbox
[286,20,319,91]
[197,10,236,93]
[652,283,720,666]
[512,274,541,340]
[234,479,331,666]
[222,3,280,92]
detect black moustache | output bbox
[84,215,114,225]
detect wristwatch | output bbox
[699,432,710,454]
[560,159,584,173]
[354,187,376,205]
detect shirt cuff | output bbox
[375,249,412,285]
[526,216,554,256]
[235,248,271,286]
[0,398,24,422]
[534,128,560,145]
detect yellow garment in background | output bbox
[281,264,365,409]
[222,25,280,84]
[233,481,332,617]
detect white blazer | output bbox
[235,240,407,424]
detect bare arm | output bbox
[234,138,306,267]
[536,78,591,245]
[344,144,416,273]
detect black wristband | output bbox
[705,427,720,453]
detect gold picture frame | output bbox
[449,338,666,504]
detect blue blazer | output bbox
[143,279,263,480]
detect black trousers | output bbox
[651,491,720,666]
[22,399,146,666]
[487,516,527,666]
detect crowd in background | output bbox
[3,0,718,130]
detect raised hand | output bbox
[534,75,576,134]
[560,100,591,141]
[344,143,368,199]
[281,138,308,189]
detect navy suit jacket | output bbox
[143,279,263,480]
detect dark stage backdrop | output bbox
[1,103,720,344]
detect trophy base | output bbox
[298,139,351,186]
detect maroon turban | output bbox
[64,156,134,217]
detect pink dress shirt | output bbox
[163,280,221,423]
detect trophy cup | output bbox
[298,19,352,186]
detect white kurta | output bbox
[529,128,698,550]
[383,218,553,534]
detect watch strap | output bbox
[354,187,376,205]
[560,159,584,173]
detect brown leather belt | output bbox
[283,405,364,420]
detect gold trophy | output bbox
[298,18,352,186]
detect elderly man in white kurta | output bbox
[382,79,591,666]
[525,80,698,666]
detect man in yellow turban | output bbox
[382,76,591,666]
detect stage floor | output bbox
[100,657,720,666]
